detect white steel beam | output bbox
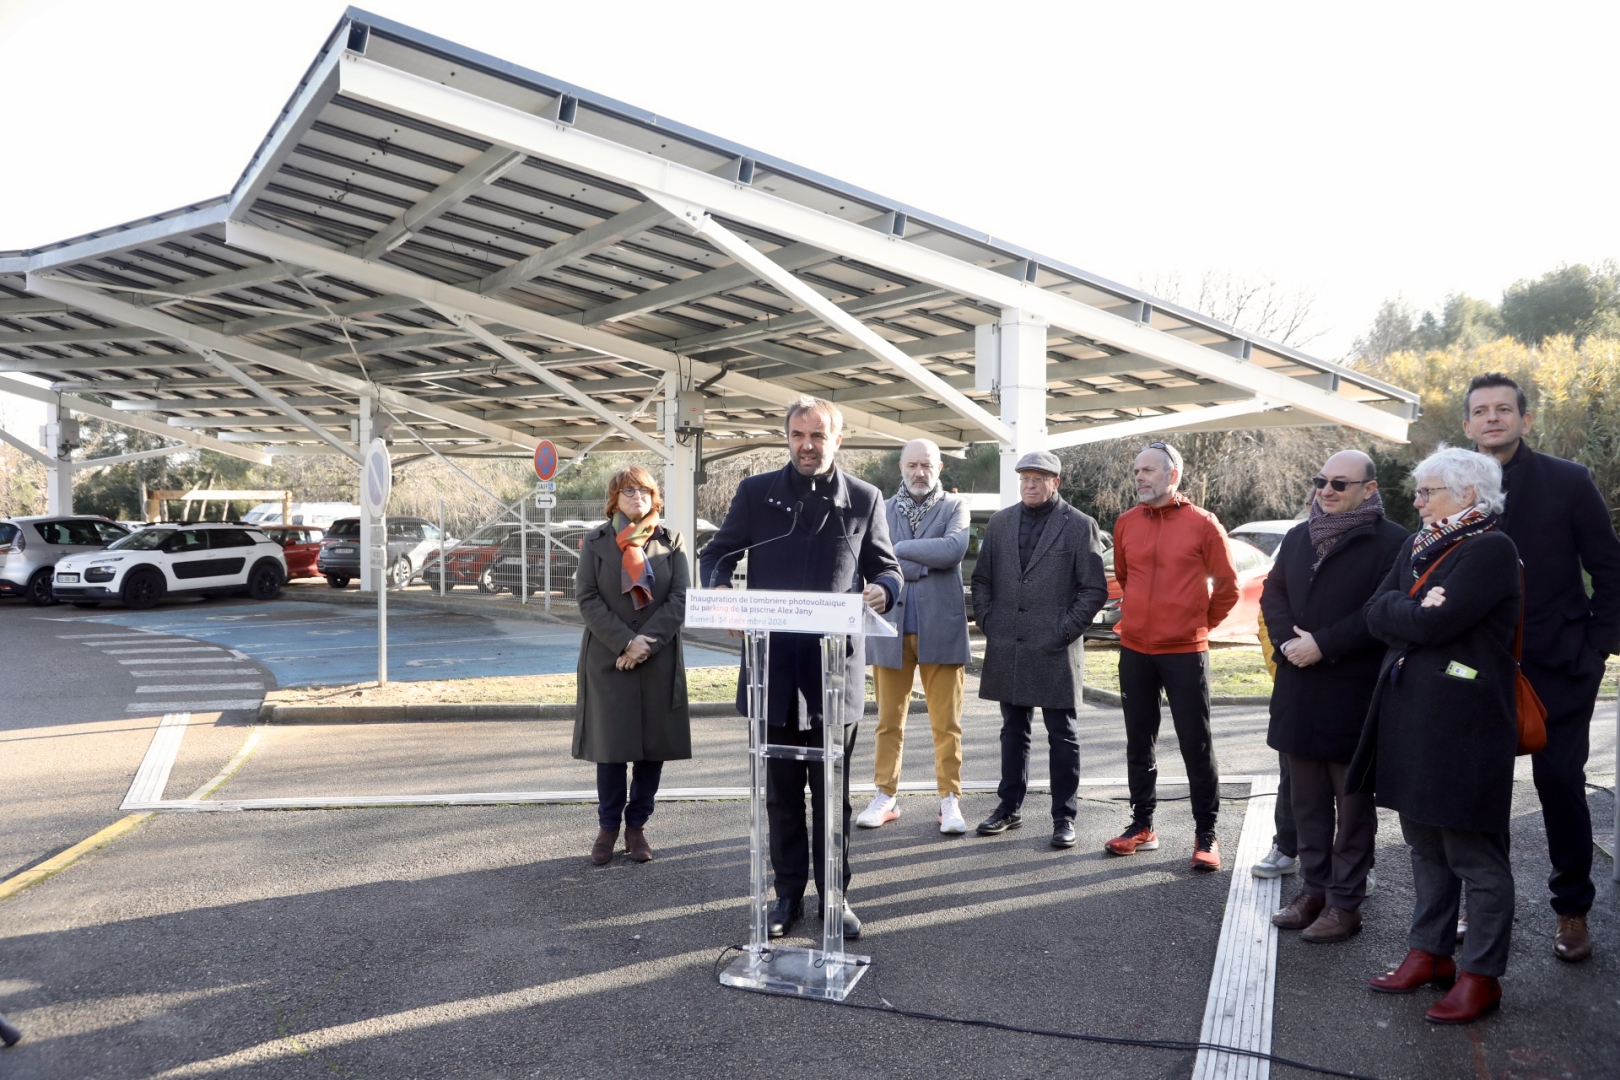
[0,374,273,466]
[203,350,364,463]
[576,241,825,327]
[643,193,1012,444]
[224,222,953,448]
[1046,399,1277,450]
[360,145,526,260]
[0,426,53,467]
[434,306,670,459]
[24,275,538,453]
[478,200,667,296]
[331,55,1408,443]
[70,445,196,471]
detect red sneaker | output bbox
[1191,832,1221,872]
[1104,821,1159,856]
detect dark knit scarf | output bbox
[894,483,942,533]
[1410,504,1497,579]
[1307,490,1386,570]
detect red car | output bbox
[1085,536,1273,644]
[422,523,544,593]
[257,525,325,580]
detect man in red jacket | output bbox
[1105,441,1239,871]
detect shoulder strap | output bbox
[1514,566,1526,663]
[1407,539,1464,597]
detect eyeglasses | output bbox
[1313,476,1371,492]
[1413,486,1449,503]
[619,486,653,499]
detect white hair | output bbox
[1411,445,1506,514]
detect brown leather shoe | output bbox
[590,827,618,866]
[1425,972,1501,1024]
[1272,891,1327,929]
[1301,906,1362,943]
[1555,914,1593,962]
[1369,949,1457,994]
[624,825,653,863]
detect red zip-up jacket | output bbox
[1112,493,1239,654]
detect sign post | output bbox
[533,441,559,613]
[361,438,392,686]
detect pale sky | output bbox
[3,0,1618,438]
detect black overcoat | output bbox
[572,523,692,764]
[699,464,903,726]
[1262,516,1408,762]
[970,496,1108,709]
[1496,442,1620,698]
[1347,531,1521,833]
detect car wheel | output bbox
[326,574,350,589]
[248,560,283,601]
[475,565,497,594]
[389,557,413,589]
[121,568,165,610]
[24,568,57,607]
[72,601,101,609]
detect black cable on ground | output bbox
[712,946,1389,1080]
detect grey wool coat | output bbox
[971,496,1109,709]
[868,491,972,669]
[572,522,692,764]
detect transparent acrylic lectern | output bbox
[683,588,896,1001]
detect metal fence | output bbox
[411,497,600,608]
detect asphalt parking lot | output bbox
[1,594,1616,1079]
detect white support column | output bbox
[984,310,1049,507]
[43,399,74,514]
[358,396,375,593]
[663,381,699,573]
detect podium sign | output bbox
[689,588,890,1001]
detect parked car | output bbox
[256,525,325,579]
[1228,519,1300,558]
[1085,536,1273,643]
[421,522,538,593]
[0,515,132,606]
[53,523,286,610]
[316,516,452,589]
[241,502,362,528]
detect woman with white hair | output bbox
[1349,446,1522,1024]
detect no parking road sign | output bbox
[361,438,392,517]
[533,439,559,482]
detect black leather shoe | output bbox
[976,808,1023,836]
[1051,820,1077,848]
[813,899,863,939]
[768,896,804,939]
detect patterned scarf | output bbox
[613,510,660,609]
[894,483,943,533]
[1410,503,1497,578]
[1307,489,1386,570]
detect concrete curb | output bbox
[259,697,931,724]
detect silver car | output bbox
[0,515,132,606]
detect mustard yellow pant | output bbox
[871,633,964,797]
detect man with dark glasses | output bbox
[1106,441,1239,870]
[1261,450,1406,942]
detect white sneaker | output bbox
[857,791,900,829]
[1250,844,1300,878]
[939,794,967,835]
[1364,867,1377,896]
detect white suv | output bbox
[53,523,288,610]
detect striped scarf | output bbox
[1410,503,1496,579]
[613,510,659,609]
[895,484,942,533]
[1307,490,1385,570]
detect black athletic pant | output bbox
[1524,660,1602,916]
[767,720,857,902]
[1118,647,1221,833]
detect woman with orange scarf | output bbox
[573,466,692,865]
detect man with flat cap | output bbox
[970,450,1109,847]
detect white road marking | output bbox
[129,668,260,678]
[1192,774,1280,1080]
[135,683,265,694]
[103,646,226,655]
[126,700,264,712]
[58,632,159,640]
[120,657,242,666]
[122,712,190,806]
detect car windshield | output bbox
[1232,530,1284,557]
[464,525,518,545]
[326,519,361,538]
[108,527,175,551]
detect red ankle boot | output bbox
[1425,972,1501,1024]
[1369,949,1457,994]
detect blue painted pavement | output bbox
[56,601,737,689]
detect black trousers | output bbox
[596,761,664,831]
[996,703,1081,823]
[767,721,857,902]
[1523,659,1602,916]
[1118,648,1221,832]
[1287,755,1377,910]
[1272,752,1297,857]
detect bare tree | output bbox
[1147,269,1325,349]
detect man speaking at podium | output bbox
[701,395,903,941]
